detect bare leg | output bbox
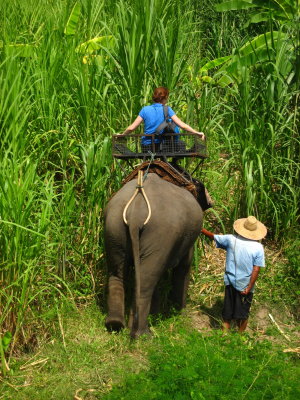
[222,320,231,331]
[237,319,248,333]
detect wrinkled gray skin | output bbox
[104,173,203,338]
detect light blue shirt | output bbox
[214,234,265,292]
[139,103,178,144]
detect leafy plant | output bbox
[216,0,300,25]
[214,0,300,88]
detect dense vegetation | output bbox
[0,0,299,385]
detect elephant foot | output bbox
[130,326,152,339]
[105,316,125,332]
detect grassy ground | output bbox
[1,244,299,400]
[0,1,299,397]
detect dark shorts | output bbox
[222,285,253,321]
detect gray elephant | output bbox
[104,172,203,338]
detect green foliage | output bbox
[1,332,12,352]
[104,328,300,400]
[214,0,300,89]
[216,0,300,23]
[64,1,81,36]
[0,331,12,376]
[1,305,299,399]
[284,238,300,279]
[197,0,300,237]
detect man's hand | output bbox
[240,266,260,295]
[240,287,251,295]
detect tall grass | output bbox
[0,0,201,367]
[0,0,299,372]
[205,27,300,237]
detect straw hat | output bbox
[233,216,267,240]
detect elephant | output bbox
[104,172,203,338]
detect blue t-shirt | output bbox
[214,234,265,292]
[139,103,179,145]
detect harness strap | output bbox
[154,105,170,136]
[123,170,151,226]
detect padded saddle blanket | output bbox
[122,160,213,211]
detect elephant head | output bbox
[104,172,203,338]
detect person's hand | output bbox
[240,287,250,295]
[197,132,205,141]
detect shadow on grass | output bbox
[199,297,224,329]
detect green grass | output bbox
[104,330,300,400]
[0,302,299,400]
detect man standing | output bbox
[201,216,267,332]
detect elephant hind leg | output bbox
[105,318,125,332]
[105,276,125,332]
[130,294,153,339]
[170,248,194,310]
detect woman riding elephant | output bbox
[122,87,205,152]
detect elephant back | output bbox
[122,160,213,211]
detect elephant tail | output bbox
[129,223,141,331]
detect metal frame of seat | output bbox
[112,133,207,160]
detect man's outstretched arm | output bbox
[201,228,215,240]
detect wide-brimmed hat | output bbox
[233,216,267,240]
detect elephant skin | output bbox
[104,173,203,338]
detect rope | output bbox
[123,170,152,226]
[143,151,155,181]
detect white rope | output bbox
[123,170,152,226]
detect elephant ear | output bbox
[194,181,213,211]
